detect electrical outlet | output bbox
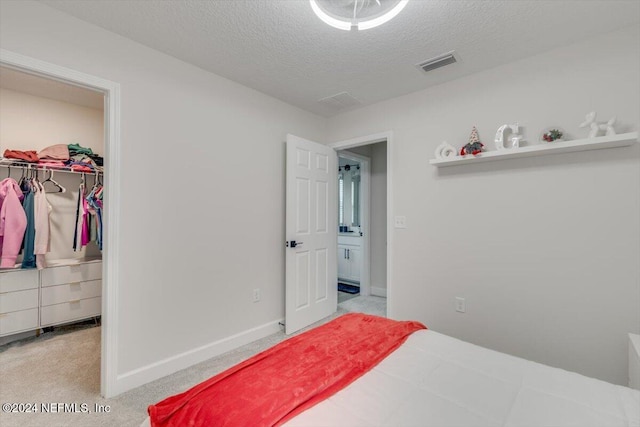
[394,216,407,228]
[455,297,465,313]
[253,288,261,303]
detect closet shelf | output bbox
[0,159,103,175]
[429,132,639,167]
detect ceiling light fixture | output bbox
[310,0,409,31]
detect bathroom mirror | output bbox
[338,158,361,230]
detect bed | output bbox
[142,313,640,427]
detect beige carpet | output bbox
[0,296,386,427]
[339,294,386,315]
[0,326,142,427]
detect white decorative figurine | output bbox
[495,123,524,150]
[579,112,616,138]
[434,141,457,159]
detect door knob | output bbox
[286,240,303,248]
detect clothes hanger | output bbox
[92,171,100,191]
[30,169,39,192]
[18,166,28,188]
[42,169,66,193]
[80,172,87,195]
[86,177,96,199]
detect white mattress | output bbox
[286,330,640,427]
[142,330,640,427]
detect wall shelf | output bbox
[429,132,638,167]
[0,159,103,175]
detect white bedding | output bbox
[141,330,640,427]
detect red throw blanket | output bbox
[148,313,426,427]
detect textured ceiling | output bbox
[40,0,640,117]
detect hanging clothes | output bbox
[96,185,103,250]
[18,174,30,254]
[34,181,52,270]
[73,177,98,252]
[86,183,103,251]
[21,185,36,269]
[81,196,91,247]
[73,181,84,251]
[0,178,27,268]
[4,166,104,263]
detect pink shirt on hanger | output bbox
[0,178,28,268]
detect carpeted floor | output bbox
[339,294,386,316]
[0,295,386,427]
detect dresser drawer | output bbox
[0,308,38,336]
[40,297,101,326]
[41,280,101,307]
[0,269,39,293]
[41,262,102,287]
[0,289,39,314]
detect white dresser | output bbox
[0,269,39,336]
[0,259,101,338]
[40,260,102,327]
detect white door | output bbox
[285,134,337,334]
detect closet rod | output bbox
[0,162,103,176]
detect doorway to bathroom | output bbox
[337,140,387,314]
[337,152,367,300]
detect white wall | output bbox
[327,25,640,385]
[0,87,104,154]
[0,88,103,261]
[0,0,327,393]
[369,142,387,296]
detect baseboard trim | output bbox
[113,318,283,395]
[371,286,387,297]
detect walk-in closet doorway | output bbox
[0,49,122,398]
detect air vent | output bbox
[318,92,361,110]
[416,51,458,74]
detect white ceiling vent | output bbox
[318,92,361,110]
[416,51,458,74]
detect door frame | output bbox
[329,131,393,317]
[0,49,122,398]
[336,150,371,296]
